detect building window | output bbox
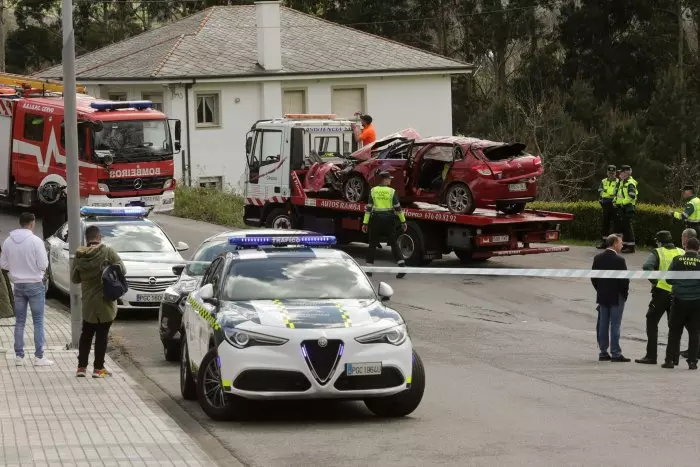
[142,92,164,111]
[283,90,306,114]
[108,92,127,101]
[196,93,220,127]
[332,88,364,118]
[23,113,44,142]
[199,176,223,190]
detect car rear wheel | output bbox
[497,202,526,215]
[180,335,197,400]
[196,348,243,421]
[265,208,292,229]
[364,350,426,418]
[164,340,179,362]
[445,183,475,214]
[343,174,368,202]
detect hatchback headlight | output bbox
[355,324,408,346]
[223,328,288,349]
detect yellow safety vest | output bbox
[600,178,617,200]
[363,185,406,224]
[614,177,638,206]
[656,246,685,292]
[689,197,700,222]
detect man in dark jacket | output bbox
[663,236,700,369]
[71,225,125,378]
[591,234,631,362]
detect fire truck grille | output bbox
[103,176,170,192]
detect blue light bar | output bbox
[90,100,153,111]
[79,206,148,217]
[228,235,337,247]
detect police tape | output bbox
[117,257,700,279]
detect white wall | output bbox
[87,73,454,192]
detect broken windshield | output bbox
[93,120,173,162]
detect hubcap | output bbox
[203,357,227,409]
[447,186,469,212]
[345,178,363,202]
[397,233,415,259]
[273,216,291,229]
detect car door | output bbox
[49,223,70,292]
[187,257,223,366]
[367,141,412,196]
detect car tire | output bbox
[164,340,180,362]
[396,222,430,266]
[196,348,243,421]
[444,183,475,214]
[265,208,293,229]
[497,202,525,215]
[180,335,197,401]
[364,350,426,418]
[343,174,368,202]
[44,262,56,298]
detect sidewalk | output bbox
[0,305,215,466]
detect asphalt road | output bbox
[2,208,700,466]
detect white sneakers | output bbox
[14,356,54,366]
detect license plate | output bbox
[346,362,382,376]
[136,294,163,303]
[508,183,527,192]
[141,196,161,203]
[492,235,509,243]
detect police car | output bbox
[180,233,425,420]
[45,206,189,309]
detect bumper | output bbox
[217,331,414,401]
[85,190,175,213]
[117,287,166,310]
[472,245,570,259]
[159,299,184,341]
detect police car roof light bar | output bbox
[228,235,337,247]
[79,206,149,217]
[90,100,153,111]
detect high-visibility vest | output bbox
[656,246,685,292]
[600,178,617,200]
[688,197,700,223]
[363,185,406,224]
[615,177,638,206]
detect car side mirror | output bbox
[176,241,189,252]
[174,120,181,151]
[377,281,394,301]
[172,264,185,276]
[246,135,253,155]
[199,283,214,299]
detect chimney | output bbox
[256,1,282,71]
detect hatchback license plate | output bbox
[508,183,527,192]
[136,294,163,303]
[346,362,382,376]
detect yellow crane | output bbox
[0,72,86,94]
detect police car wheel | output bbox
[164,341,179,362]
[364,350,426,418]
[180,336,197,400]
[196,348,242,421]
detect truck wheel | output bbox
[180,335,197,401]
[397,222,429,266]
[343,175,368,202]
[196,348,243,421]
[445,183,475,214]
[364,350,425,418]
[497,202,525,215]
[265,208,292,229]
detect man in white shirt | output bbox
[0,212,53,366]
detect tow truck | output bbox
[0,72,180,212]
[242,114,573,265]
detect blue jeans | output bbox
[597,296,625,358]
[14,282,46,359]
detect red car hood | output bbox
[349,128,421,161]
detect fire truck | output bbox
[0,73,180,212]
[242,114,573,265]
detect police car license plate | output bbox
[346,362,382,376]
[508,183,527,192]
[136,294,163,303]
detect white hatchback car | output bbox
[180,233,425,420]
[44,206,189,309]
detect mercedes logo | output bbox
[148,277,157,285]
[318,337,328,348]
[134,178,143,190]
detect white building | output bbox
[36,1,472,191]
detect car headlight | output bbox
[355,324,408,346]
[223,328,289,349]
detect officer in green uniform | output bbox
[362,171,408,279]
[669,184,700,232]
[635,231,685,364]
[613,165,638,253]
[597,165,618,249]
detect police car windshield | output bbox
[95,222,175,253]
[222,257,375,301]
[187,240,230,276]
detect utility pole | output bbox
[0,0,5,72]
[62,0,81,348]
[678,0,687,160]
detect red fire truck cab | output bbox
[242,115,574,265]
[0,92,180,212]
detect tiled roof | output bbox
[35,5,471,80]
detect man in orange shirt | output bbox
[353,113,376,145]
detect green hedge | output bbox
[529,201,686,247]
[172,185,246,228]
